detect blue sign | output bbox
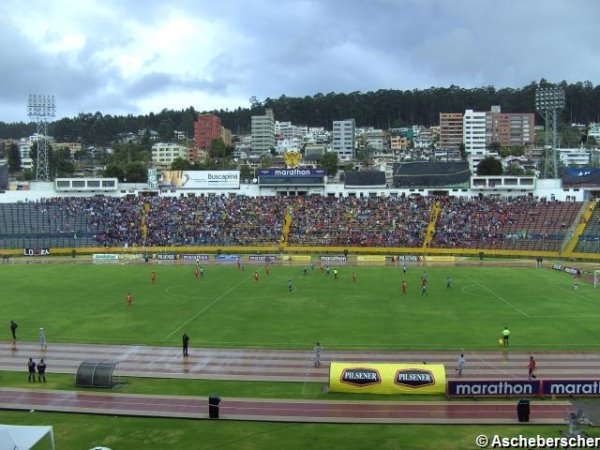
[215,254,240,261]
[259,168,326,177]
[447,380,541,397]
[180,254,210,261]
[542,380,600,397]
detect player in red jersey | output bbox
[126,293,134,308]
[151,271,156,284]
[254,271,260,282]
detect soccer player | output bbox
[254,271,260,282]
[446,276,452,288]
[126,293,134,308]
[402,264,407,274]
[288,279,293,293]
[265,264,270,276]
[151,271,156,284]
[10,320,18,341]
[325,266,330,276]
[352,272,357,283]
[303,266,308,276]
[200,266,205,277]
[333,269,338,280]
[402,280,408,295]
[420,278,427,296]
[194,267,200,279]
[573,275,579,290]
[237,259,241,270]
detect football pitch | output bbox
[1,261,598,350]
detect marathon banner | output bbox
[155,253,178,261]
[23,248,50,256]
[180,254,210,261]
[320,255,348,263]
[447,380,541,397]
[247,255,278,263]
[259,168,326,177]
[542,380,600,397]
[329,362,445,395]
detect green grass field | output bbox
[1,262,598,349]
[1,261,599,449]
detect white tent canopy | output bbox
[0,425,54,450]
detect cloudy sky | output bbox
[1,0,598,122]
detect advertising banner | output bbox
[357,255,386,263]
[320,255,348,263]
[159,170,240,189]
[424,256,455,263]
[259,168,326,177]
[155,254,178,261]
[542,380,600,397]
[180,254,210,261]
[329,362,445,395]
[447,380,541,397]
[248,255,278,263]
[92,254,119,262]
[215,254,240,262]
[23,248,50,256]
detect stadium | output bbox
[1,165,600,449]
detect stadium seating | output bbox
[576,206,600,253]
[0,196,587,252]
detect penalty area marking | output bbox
[162,275,252,342]
[465,276,530,318]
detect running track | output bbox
[0,341,583,423]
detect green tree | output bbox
[124,161,147,182]
[476,156,503,175]
[504,162,525,176]
[321,152,339,177]
[210,138,226,158]
[171,158,193,170]
[7,142,20,173]
[239,164,253,181]
[158,119,175,142]
[103,164,125,181]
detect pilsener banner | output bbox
[329,362,445,395]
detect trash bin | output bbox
[208,396,221,419]
[517,399,530,422]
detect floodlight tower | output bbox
[535,86,565,179]
[27,94,56,181]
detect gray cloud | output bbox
[1,0,600,122]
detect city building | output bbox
[486,106,535,149]
[332,119,356,161]
[251,109,275,154]
[151,143,189,168]
[463,109,487,155]
[194,114,222,155]
[439,113,463,151]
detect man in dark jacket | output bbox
[37,359,47,383]
[10,320,18,340]
[27,358,36,382]
[182,333,190,357]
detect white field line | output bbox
[465,276,530,318]
[162,275,252,342]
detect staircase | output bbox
[422,200,441,249]
[562,199,598,255]
[279,206,293,251]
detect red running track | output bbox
[0,388,575,424]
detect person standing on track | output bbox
[10,320,18,341]
[456,353,465,375]
[37,358,47,383]
[27,358,36,382]
[528,355,537,380]
[182,333,190,357]
[39,327,47,349]
[313,342,323,367]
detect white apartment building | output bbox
[251,109,275,153]
[332,119,356,161]
[463,110,487,155]
[588,123,600,140]
[151,142,188,167]
[274,121,307,139]
[556,148,591,167]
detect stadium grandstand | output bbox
[0,165,599,260]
